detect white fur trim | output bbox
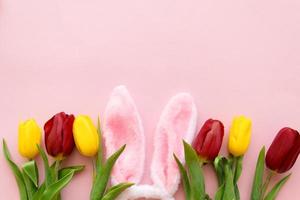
[115,185,174,200]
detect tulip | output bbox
[73,115,99,157]
[266,127,300,173]
[18,119,42,159]
[193,119,224,161]
[228,116,252,156]
[44,112,75,159]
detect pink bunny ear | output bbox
[151,93,197,195]
[103,85,145,185]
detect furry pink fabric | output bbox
[103,86,197,199]
[151,93,197,195]
[103,85,145,185]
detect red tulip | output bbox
[44,112,75,158]
[192,119,224,161]
[266,127,300,173]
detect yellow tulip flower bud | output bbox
[73,115,99,157]
[18,119,41,159]
[228,116,252,156]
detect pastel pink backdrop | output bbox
[0,0,300,199]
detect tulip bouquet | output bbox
[175,116,300,200]
[174,116,251,200]
[3,113,132,200]
[3,116,84,200]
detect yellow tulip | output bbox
[73,115,99,157]
[18,119,41,159]
[228,116,252,156]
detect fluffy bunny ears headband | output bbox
[103,85,197,200]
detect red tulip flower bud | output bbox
[192,119,224,161]
[44,112,75,159]
[266,127,300,173]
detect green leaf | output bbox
[47,165,83,200]
[234,183,240,200]
[96,117,103,173]
[251,147,265,200]
[264,174,290,200]
[183,141,206,200]
[102,183,134,200]
[23,160,39,187]
[48,161,61,200]
[39,170,75,200]
[58,165,85,179]
[214,184,225,200]
[32,183,46,200]
[22,170,37,199]
[104,183,129,194]
[90,145,126,200]
[222,159,236,200]
[22,161,39,199]
[214,156,225,186]
[174,154,192,200]
[37,145,55,187]
[2,139,28,200]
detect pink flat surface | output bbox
[0,0,300,199]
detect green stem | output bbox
[223,161,236,200]
[231,156,237,182]
[260,170,274,200]
[55,160,61,180]
[232,156,237,171]
[54,160,61,200]
[199,159,212,198]
[232,155,242,182]
[232,156,242,200]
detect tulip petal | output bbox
[62,115,75,156]
[151,93,197,195]
[193,119,224,161]
[103,85,145,185]
[44,116,54,140]
[228,116,252,156]
[278,131,300,173]
[73,115,99,157]
[266,128,299,172]
[18,119,41,159]
[45,113,65,157]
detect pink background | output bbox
[1,0,300,199]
